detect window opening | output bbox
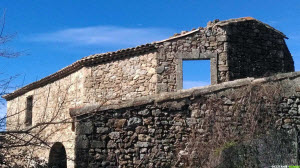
[25,96,33,126]
[182,60,210,89]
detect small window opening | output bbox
[183,60,210,89]
[25,96,33,126]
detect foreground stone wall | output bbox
[71,71,300,168]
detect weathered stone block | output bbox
[143,117,153,125]
[138,134,151,142]
[138,109,150,116]
[128,117,142,127]
[137,142,150,148]
[77,121,93,135]
[96,127,110,134]
[156,66,165,74]
[114,119,127,129]
[136,126,147,134]
[109,132,120,139]
[157,83,168,92]
[91,141,106,148]
[107,140,117,149]
[76,135,89,149]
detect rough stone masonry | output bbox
[2,17,295,167]
[70,72,300,167]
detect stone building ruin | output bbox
[2,17,297,167]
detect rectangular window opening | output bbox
[183,60,211,89]
[25,96,33,126]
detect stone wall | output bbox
[71,71,300,168]
[6,51,158,129]
[5,51,158,167]
[155,18,294,92]
[84,51,157,105]
[6,68,86,168]
[155,25,226,92]
[222,20,294,80]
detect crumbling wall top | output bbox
[70,71,300,118]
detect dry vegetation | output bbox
[175,82,284,168]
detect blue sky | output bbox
[0,0,300,116]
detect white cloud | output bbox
[183,80,210,89]
[28,26,173,46]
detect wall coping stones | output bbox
[70,71,300,118]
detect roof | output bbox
[3,44,157,100]
[2,17,287,100]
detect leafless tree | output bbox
[0,9,49,168]
[0,9,107,168]
[0,84,74,168]
[0,10,79,167]
[0,8,20,131]
[0,9,20,106]
[0,9,20,59]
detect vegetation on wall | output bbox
[175,82,292,167]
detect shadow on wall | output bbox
[217,129,298,168]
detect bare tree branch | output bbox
[0,9,6,38]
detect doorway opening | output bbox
[48,142,67,168]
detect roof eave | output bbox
[3,44,157,101]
